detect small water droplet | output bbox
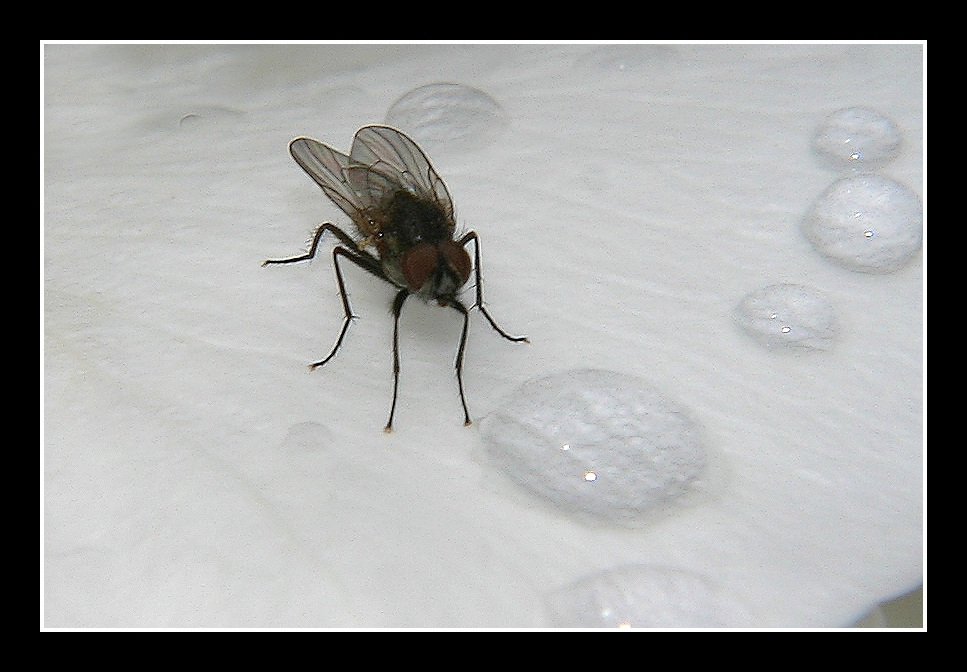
[734,284,836,351]
[814,107,901,171]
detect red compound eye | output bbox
[440,240,471,285]
[401,242,438,290]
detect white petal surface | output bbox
[44,44,923,627]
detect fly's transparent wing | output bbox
[289,136,400,236]
[350,125,454,220]
[288,137,361,216]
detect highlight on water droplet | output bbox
[546,565,749,628]
[734,284,836,351]
[802,175,922,273]
[480,370,706,525]
[813,107,901,171]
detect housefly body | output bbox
[264,125,528,432]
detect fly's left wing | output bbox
[289,136,394,236]
[289,138,361,217]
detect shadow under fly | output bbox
[263,125,528,432]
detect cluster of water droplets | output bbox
[804,107,922,274]
[473,100,919,626]
[735,107,920,351]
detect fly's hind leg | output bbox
[263,223,388,369]
[262,222,363,266]
[310,246,386,369]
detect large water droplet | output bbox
[385,83,506,152]
[734,284,836,351]
[481,370,705,525]
[547,565,747,628]
[802,175,922,273]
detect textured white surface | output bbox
[44,44,923,627]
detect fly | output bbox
[263,125,528,431]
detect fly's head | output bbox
[376,190,471,304]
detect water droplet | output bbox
[734,284,835,351]
[385,83,506,152]
[278,421,333,453]
[802,175,922,273]
[480,370,705,525]
[813,107,901,171]
[546,565,744,628]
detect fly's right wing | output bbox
[350,125,454,221]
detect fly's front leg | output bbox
[384,289,410,433]
[458,231,529,343]
[450,300,473,426]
